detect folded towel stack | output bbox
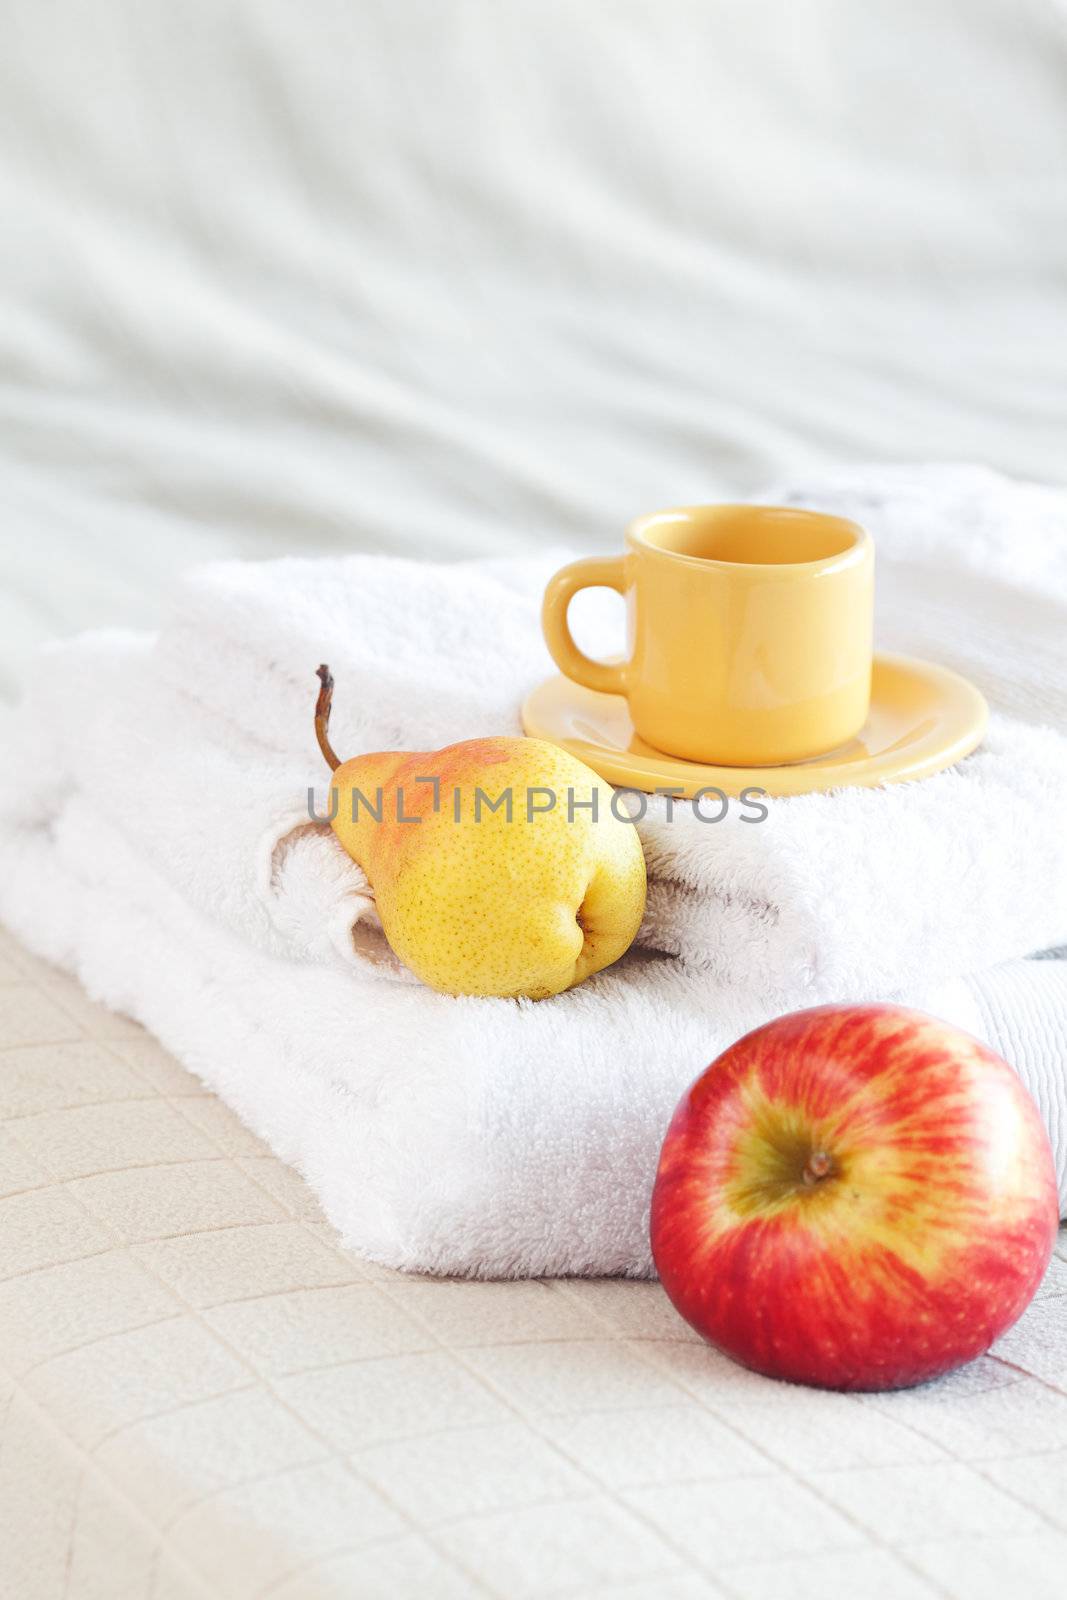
[1,465,1066,1275]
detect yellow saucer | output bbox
[521,653,988,798]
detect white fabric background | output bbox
[1,0,1066,698]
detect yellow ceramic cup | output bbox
[541,505,874,766]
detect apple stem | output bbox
[314,664,341,772]
[802,1150,834,1186]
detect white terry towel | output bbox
[163,467,1067,1006]
[0,463,1066,1276]
[21,461,1058,1009]
[2,779,1066,1278]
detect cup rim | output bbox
[625,504,871,575]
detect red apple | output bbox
[651,1004,1058,1391]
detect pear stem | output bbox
[801,1150,834,1187]
[314,664,341,772]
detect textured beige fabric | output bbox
[2,923,1066,1599]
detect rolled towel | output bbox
[5,624,1066,1011]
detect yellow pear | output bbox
[314,666,646,999]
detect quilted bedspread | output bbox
[4,927,1067,1599]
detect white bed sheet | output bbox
[2,0,1066,698]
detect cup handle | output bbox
[541,556,628,696]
